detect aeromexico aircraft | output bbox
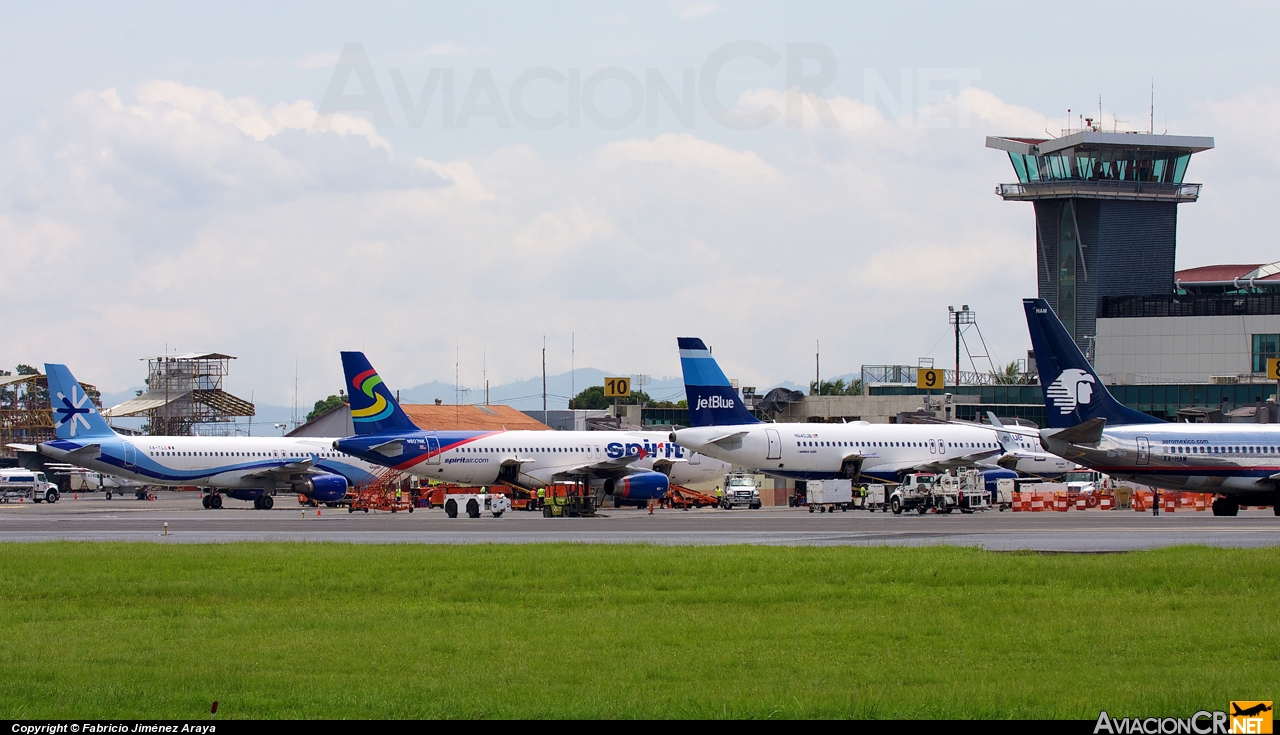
[669,338,1069,483]
[1025,297,1280,516]
[34,363,381,509]
[330,352,731,507]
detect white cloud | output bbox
[674,2,718,19]
[408,43,485,57]
[0,80,1125,405]
[292,52,341,70]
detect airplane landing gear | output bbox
[1211,497,1239,517]
[203,493,223,510]
[252,494,275,510]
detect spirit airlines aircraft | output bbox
[331,352,731,506]
[669,338,1068,482]
[1025,297,1280,516]
[36,363,381,509]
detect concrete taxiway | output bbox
[1,492,1278,551]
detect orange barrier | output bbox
[1100,495,1114,510]
[1054,495,1069,512]
[1075,497,1088,511]
[1163,495,1177,513]
[1029,495,1045,512]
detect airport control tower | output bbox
[987,125,1214,351]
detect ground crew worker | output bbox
[537,486,546,509]
[395,485,402,502]
[715,485,722,500]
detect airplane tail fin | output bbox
[340,352,417,435]
[677,338,760,427]
[1023,299,1162,429]
[44,364,117,440]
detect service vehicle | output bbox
[0,469,58,503]
[889,473,937,515]
[1062,469,1110,495]
[442,492,509,518]
[720,472,762,509]
[807,478,853,513]
[931,470,988,513]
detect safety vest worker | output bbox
[395,486,402,500]
[715,486,722,499]
[537,487,546,507]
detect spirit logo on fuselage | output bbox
[606,440,687,460]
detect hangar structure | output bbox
[0,370,101,456]
[103,353,254,436]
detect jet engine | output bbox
[606,471,670,502]
[294,473,349,502]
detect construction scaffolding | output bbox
[0,371,101,456]
[103,353,254,436]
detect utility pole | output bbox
[815,340,820,395]
[542,336,547,425]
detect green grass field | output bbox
[0,543,1275,719]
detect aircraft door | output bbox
[426,437,441,465]
[929,439,937,455]
[123,442,136,469]
[765,428,782,460]
[1135,437,1150,466]
[938,439,947,455]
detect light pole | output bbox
[947,305,974,390]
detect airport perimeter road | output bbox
[1,493,1278,550]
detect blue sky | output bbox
[2,1,1277,406]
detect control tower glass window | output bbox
[1006,148,1194,184]
[1058,204,1077,337]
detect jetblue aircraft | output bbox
[331,352,731,506]
[36,363,382,509]
[1025,298,1280,516]
[669,338,1066,482]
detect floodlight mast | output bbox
[947,305,974,390]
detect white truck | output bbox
[0,469,59,504]
[721,472,762,509]
[1062,469,1109,495]
[807,479,853,513]
[888,473,937,515]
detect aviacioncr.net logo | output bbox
[1046,368,1096,415]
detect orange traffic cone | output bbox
[317,509,321,516]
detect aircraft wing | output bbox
[244,458,314,480]
[5,443,38,453]
[54,443,102,461]
[566,456,646,477]
[863,448,1000,476]
[704,431,748,450]
[1041,418,1106,447]
[367,438,405,457]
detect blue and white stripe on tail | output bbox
[677,338,759,427]
[1023,299,1161,429]
[44,364,117,440]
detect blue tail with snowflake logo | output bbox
[44,364,117,440]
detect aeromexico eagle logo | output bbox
[1046,369,1095,415]
[350,368,393,423]
[55,386,95,436]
